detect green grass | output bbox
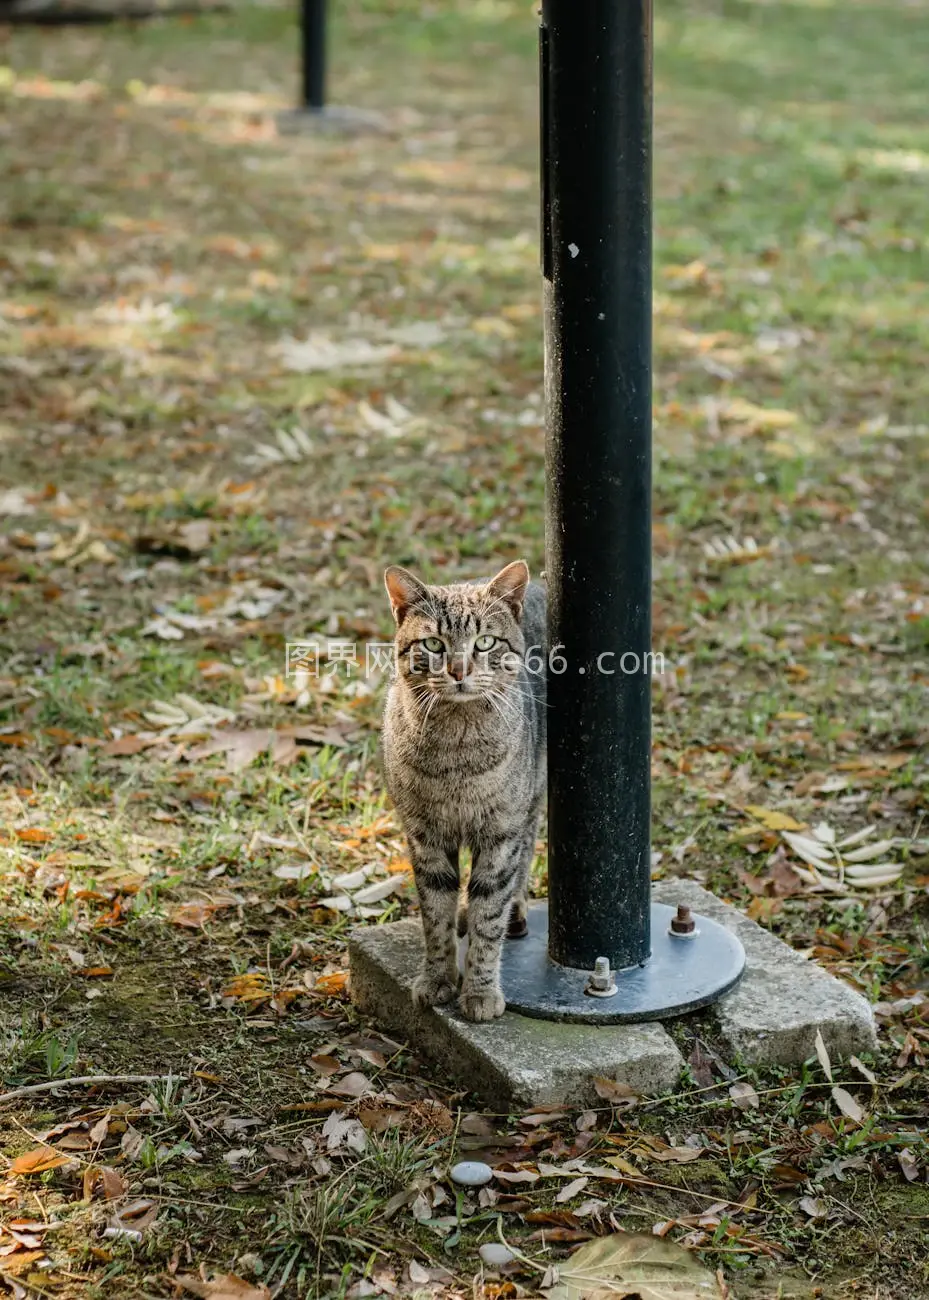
[0,2,927,1298]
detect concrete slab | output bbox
[349,881,877,1106]
[348,920,683,1109]
[652,880,878,1067]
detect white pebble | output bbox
[479,1243,515,1268]
[450,1160,493,1187]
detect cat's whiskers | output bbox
[484,686,522,725]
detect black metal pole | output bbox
[543,0,653,972]
[301,0,327,111]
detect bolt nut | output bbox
[585,956,618,998]
[669,904,697,938]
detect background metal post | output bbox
[496,0,743,1022]
[301,0,326,112]
[278,0,385,135]
[543,0,653,973]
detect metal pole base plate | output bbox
[276,106,389,137]
[500,902,745,1024]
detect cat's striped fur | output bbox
[382,561,546,1022]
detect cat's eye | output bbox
[474,634,496,651]
[423,637,444,653]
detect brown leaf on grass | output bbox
[814,1030,834,1083]
[356,1101,405,1133]
[529,1227,596,1243]
[831,1086,866,1124]
[9,1147,71,1175]
[170,899,235,928]
[728,1081,759,1111]
[542,1229,724,1299]
[88,1115,111,1145]
[352,1047,387,1068]
[0,1250,45,1276]
[556,1176,590,1203]
[327,1071,372,1099]
[744,806,805,832]
[461,1112,496,1137]
[736,852,803,899]
[494,1166,540,1185]
[15,828,53,844]
[221,973,271,1002]
[313,971,350,998]
[520,1111,567,1128]
[83,1166,128,1201]
[592,1077,639,1107]
[121,1126,146,1162]
[187,725,352,774]
[603,1155,640,1179]
[176,1273,271,1299]
[106,1198,158,1239]
[836,752,911,774]
[772,1163,807,1187]
[898,1148,919,1182]
[101,735,156,757]
[38,1118,87,1143]
[55,1132,91,1151]
[309,1053,341,1076]
[649,1146,706,1164]
[526,1208,584,1229]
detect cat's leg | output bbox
[410,840,461,1008]
[507,801,543,940]
[460,840,520,1021]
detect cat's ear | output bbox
[384,566,428,626]
[487,560,530,621]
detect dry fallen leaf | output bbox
[83,1165,128,1201]
[313,971,350,998]
[556,1176,590,1203]
[308,1053,341,1076]
[744,806,805,832]
[814,1030,834,1083]
[408,1260,431,1286]
[649,1146,706,1164]
[831,1086,866,1124]
[592,1077,639,1108]
[15,828,54,844]
[542,1230,723,1299]
[9,1147,72,1176]
[176,1273,271,1300]
[898,1148,919,1182]
[0,1249,46,1278]
[170,899,236,928]
[728,1081,759,1111]
[327,1071,372,1099]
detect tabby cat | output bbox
[382,561,546,1022]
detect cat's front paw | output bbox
[412,969,459,1009]
[459,987,506,1022]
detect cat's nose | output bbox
[447,657,472,681]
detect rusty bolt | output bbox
[669,904,696,936]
